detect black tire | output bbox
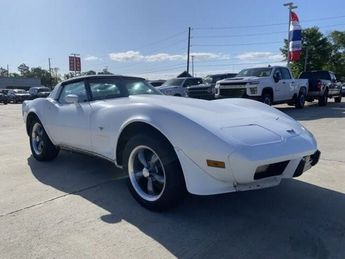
[261,92,273,106]
[295,89,306,109]
[334,96,342,103]
[29,117,59,161]
[318,91,328,106]
[123,134,186,211]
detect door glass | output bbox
[281,68,292,80]
[58,81,87,104]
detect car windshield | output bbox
[162,78,184,86]
[237,68,272,77]
[15,90,27,93]
[88,78,161,100]
[299,71,331,80]
[38,88,50,93]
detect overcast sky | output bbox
[1,0,345,79]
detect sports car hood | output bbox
[123,95,304,143]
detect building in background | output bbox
[0,77,42,90]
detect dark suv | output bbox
[186,73,237,100]
[299,71,342,106]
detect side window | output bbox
[89,80,122,100]
[58,81,87,104]
[280,68,292,80]
[183,79,192,87]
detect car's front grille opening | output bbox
[254,161,290,180]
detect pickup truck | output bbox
[157,77,203,97]
[215,66,309,109]
[186,73,237,100]
[299,71,342,106]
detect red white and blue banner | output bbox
[288,11,302,62]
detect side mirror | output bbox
[64,94,79,104]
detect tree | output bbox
[98,68,113,75]
[64,72,76,80]
[328,31,345,79]
[83,70,96,75]
[0,67,8,77]
[280,27,332,77]
[17,63,30,76]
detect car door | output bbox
[87,77,126,157]
[45,79,92,151]
[279,67,295,100]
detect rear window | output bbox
[299,71,331,80]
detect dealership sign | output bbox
[288,11,302,62]
[69,56,81,72]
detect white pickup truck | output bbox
[215,66,309,109]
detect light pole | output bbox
[283,2,298,66]
[191,55,195,77]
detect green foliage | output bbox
[15,64,61,88]
[281,27,345,79]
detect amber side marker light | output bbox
[206,160,226,168]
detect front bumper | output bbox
[215,88,261,100]
[293,150,321,177]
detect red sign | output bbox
[69,56,81,72]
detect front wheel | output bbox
[29,118,59,161]
[123,134,186,211]
[261,93,273,106]
[295,90,305,109]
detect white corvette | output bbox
[22,75,320,210]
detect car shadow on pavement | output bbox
[27,151,345,258]
[277,101,345,121]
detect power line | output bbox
[193,41,282,47]
[193,14,345,30]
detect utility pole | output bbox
[283,2,297,66]
[6,64,9,77]
[186,27,191,74]
[304,46,309,72]
[191,55,195,77]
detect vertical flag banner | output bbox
[289,11,302,62]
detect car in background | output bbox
[186,73,237,100]
[0,91,8,104]
[7,89,31,103]
[299,71,342,106]
[29,86,51,99]
[157,77,203,97]
[341,84,345,97]
[215,66,309,109]
[148,80,166,87]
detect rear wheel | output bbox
[334,96,342,103]
[318,91,328,106]
[29,118,59,161]
[123,134,186,211]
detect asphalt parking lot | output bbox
[0,102,344,258]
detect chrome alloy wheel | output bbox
[128,145,166,202]
[31,122,44,155]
